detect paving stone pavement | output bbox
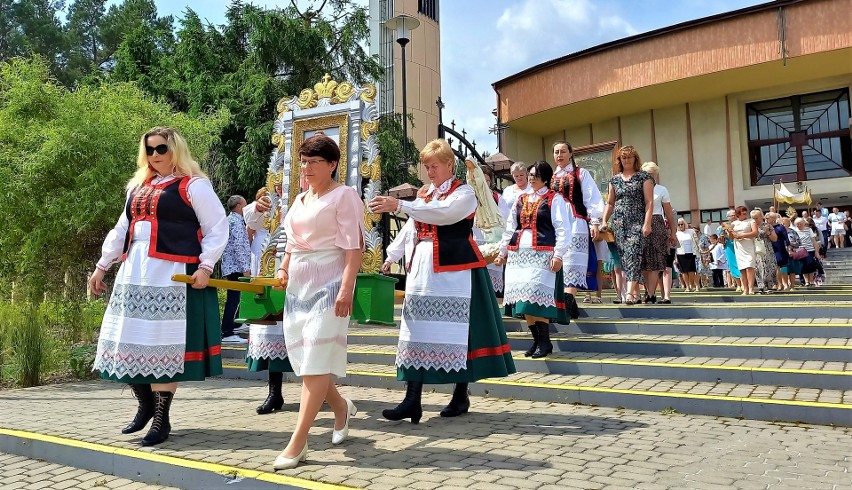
[0,379,850,490]
[0,452,179,489]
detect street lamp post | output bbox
[385,14,420,169]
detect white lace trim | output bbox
[247,333,289,360]
[94,339,185,378]
[396,340,467,372]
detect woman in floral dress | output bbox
[601,146,654,305]
[750,209,778,293]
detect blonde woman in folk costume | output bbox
[370,139,516,424]
[88,127,229,446]
[550,141,605,318]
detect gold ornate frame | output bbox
[259,74,382,275]
[289,113,350,205]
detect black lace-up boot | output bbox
[121,384,154,434]
[141,391,174,446]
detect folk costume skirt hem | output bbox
[397,268,515,384]
[509,269,568,324]
[100,263,223,384]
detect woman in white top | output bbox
[730,205,759,295]
[675,219,700,292]
[639,162,677,303]
[501,161,531,210]
[828,208,846,249]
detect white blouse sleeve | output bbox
[187,178,229,269]
[243,201,267,231]
[96,190,132,271]
[497,194,510,221]
[579,168,604,220]
[386,218,413,264]
[551,196,569,260]
[498,201,518,257]
[399,185,478,225]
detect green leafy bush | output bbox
[69,343,98,380]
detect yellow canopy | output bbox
[774,182,812,206]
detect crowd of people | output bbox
[87,127,847,470]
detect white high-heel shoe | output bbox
[272,444,307,470]
[331,398,357,445]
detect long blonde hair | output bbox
[127,127,207,190]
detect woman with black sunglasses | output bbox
[88,127,229,446]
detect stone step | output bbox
[574,303,852,319]
[337,344,851,390]
[221,362,852,426]
[585,293,849,303]
[350,330,851,361]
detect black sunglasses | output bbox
[145,144,169,156]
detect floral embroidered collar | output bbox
[426,177,456,198]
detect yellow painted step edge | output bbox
[340,350,851,376]
[222,364,851,410]
[383,318,852,326]
[0,428,355,490]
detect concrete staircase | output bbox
[823,247,852,285]
[221,287,852,426]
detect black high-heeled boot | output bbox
[440,383,470,417]
[141,391,173,446]
[531,321,553,358]
[256,371,284,414]
[382,381,423,424]
[524,323,540,357]
[568,294,580,319]
[122,384,154,434]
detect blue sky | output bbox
[108,0,765,152]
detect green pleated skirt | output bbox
[397,267,516,384]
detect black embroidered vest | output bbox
[551,165,588,220]
[122,176,202,263]
[508,191,557,251]
[412,179,486,273]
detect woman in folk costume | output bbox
[496,161,569,358]
[370,139,516,424]
[271,134,365,470]
[88,127,229,446]
[242,190,295,415]
[550,141,605,318]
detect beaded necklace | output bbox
[519,193,544,229]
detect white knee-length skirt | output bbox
[282,249,349,377]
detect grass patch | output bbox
[0,299,105,388]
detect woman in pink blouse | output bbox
[271,134,365,470]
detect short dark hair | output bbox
[299,133,341,163]
[529,160,554,187]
